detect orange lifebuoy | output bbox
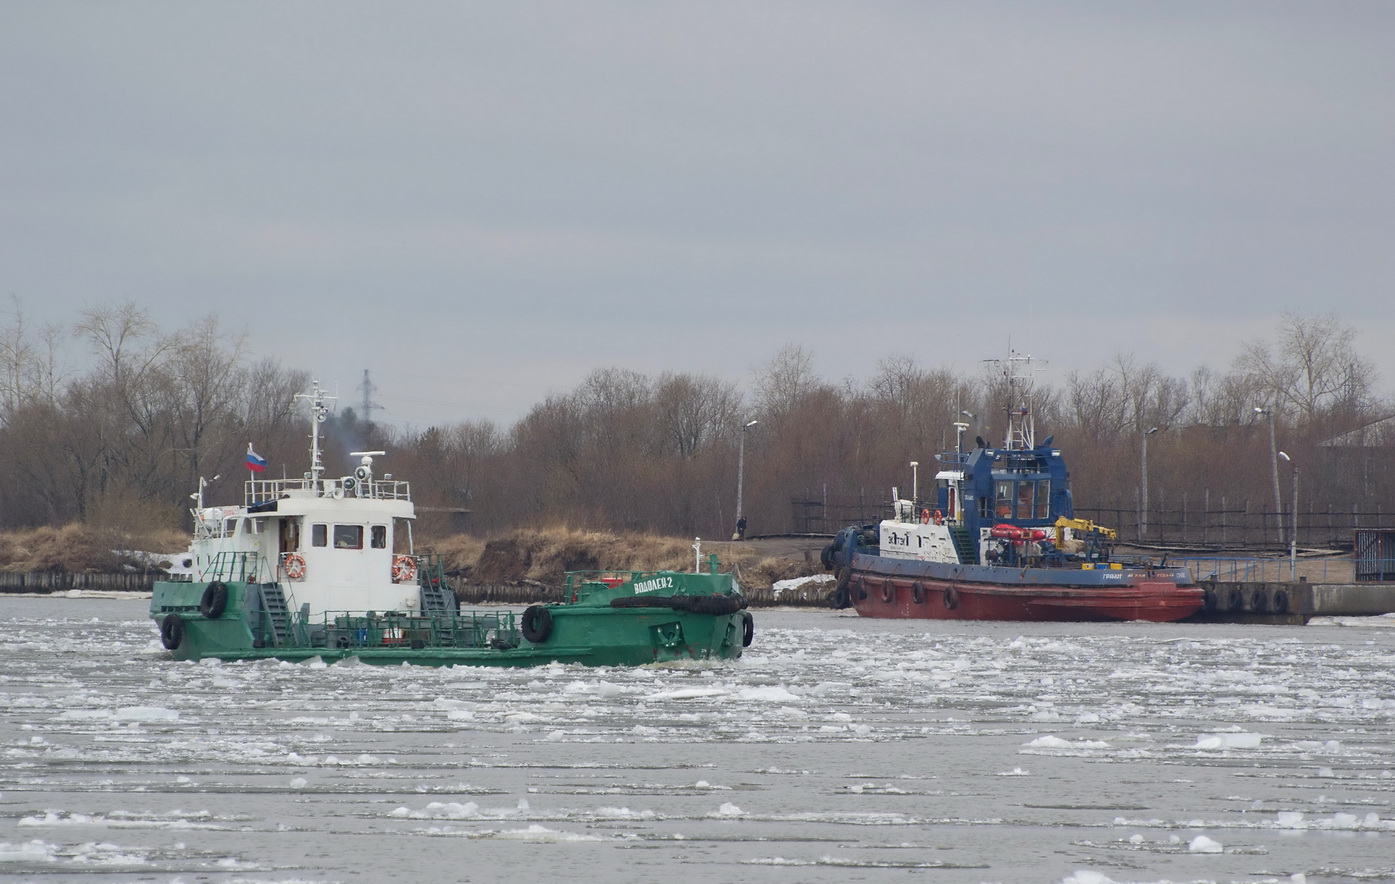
[392,555,418,583]
[283,553,307,580]
[920,508,931,524]
[933,509,944,525]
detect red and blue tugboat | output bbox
[824,363,1202,623]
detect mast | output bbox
[985,350,1040,450]
[295,382,337,492]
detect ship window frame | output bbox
[370,525,387,549]
[1017,481,1034,518]
[333,524,363,550]
[994,480,1013,518]
[311,524,327,547]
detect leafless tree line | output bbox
[3,302,1392,547]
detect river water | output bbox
[1,596,1393,884]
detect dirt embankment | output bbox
[0,524,833,592]
[434,530,831,591]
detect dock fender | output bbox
[852,575,868,602]
[830,568,852,609]
[159,613,185,650]
[521,605,553,643]
[911,582,926,604]
[199,581,229,619]
[740,611,754,647]
[1270,587,1289,614]
[1202,585,1218,613]
[1248,586,1269,614]
[1225,586,1243,612]
[880,580,895,604]
[943,585,960,610]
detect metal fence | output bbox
[792,497,1395,552]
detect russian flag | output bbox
[245,443,268,472]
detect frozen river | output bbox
[1,596,1393,884]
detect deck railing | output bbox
[244,476,411,505]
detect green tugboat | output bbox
[150,384,752,667]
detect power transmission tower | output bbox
[357,369,382,423]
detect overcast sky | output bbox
[3,2,1393,428]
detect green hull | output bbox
[150,565,752,668]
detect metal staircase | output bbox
[257,584,294,647]
[416,555,459,645]
[949,525,979,565]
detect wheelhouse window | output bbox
[312,524,327,547]
[371,525,387,549]
[995,480,1013,517]
[333,525,363,549]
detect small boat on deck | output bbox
[823,363,1203,623]
[149,384,753,666]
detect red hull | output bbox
[849,574,1203,623]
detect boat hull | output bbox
[844,555,1203,623]
[151,578,750,667]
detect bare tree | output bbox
[1236,311,1376,421]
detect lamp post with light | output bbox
[1279,451,1298,579]
[1255,406,1283,544]
[735,419,758,539]
[1140,427,1158,536]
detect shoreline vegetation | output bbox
[4,305,1392,554]
[0,523,827,594]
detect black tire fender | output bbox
[521,605,553,643]
[199,581,229,619]
[1272,588,1290,614]
[740,611,754,647]
[160,613,184,650]
[943,585,960,610]
[880,580,895,604]
[1225,587,1243,612]
[911,582,926,604]
[852,576,868,602]
[1249,587,1269,614]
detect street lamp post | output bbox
[735,419,758,539]
[1255,406,1283,544]
[1280,451,1298,580]
[1140,427,1158,536]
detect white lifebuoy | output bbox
[283,553,307,580]
[392,555,418,583]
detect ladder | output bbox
[257,584,295,647]
[949,524,979,565]
[416,555,458,645]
